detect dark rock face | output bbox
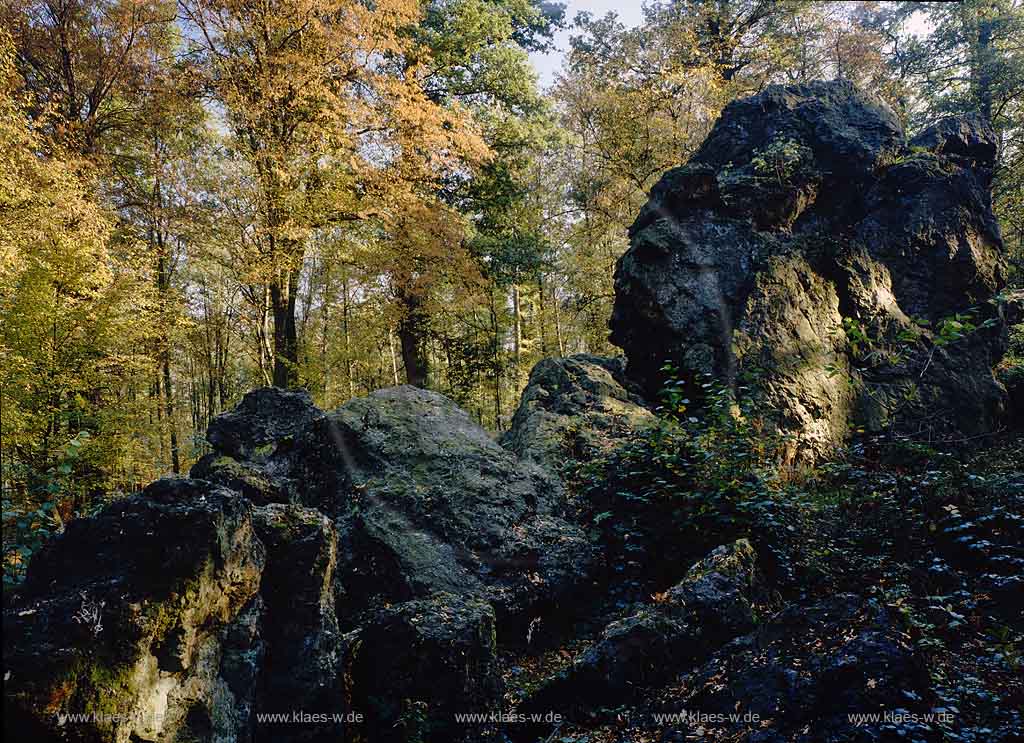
[611,80,1010,456]
[341,593,502,743]
[500,354,654,474]
[3,479,266,743]
[524,540,766,717]
[207,387,324,461]
[190,386,598,632]
[4,374,1015,742]
[251,504,344,742]
[655,595,931,742]
[2,385,600,742]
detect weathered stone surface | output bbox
[654,595,931,742]
[251,504,343,742]
[501,354,654,474]
[297,386,598,626]
[194,386,599,629]
[3,479,266,743]
[524,540,765,716]
[733,253,856,457]
[341,593,502,743]
[207,387,324,462]
[611,80,1011,457]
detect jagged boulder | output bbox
[523,540,766,717]
[250,504,344,742]
[191,388,321,505]
[193,386,599,631]
[340,593,502,743]
[3,479,266,743]
[611,80,1010,458]
[501,354,654,474]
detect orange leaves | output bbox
[182,0,489,259]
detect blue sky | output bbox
[529,1,646,89]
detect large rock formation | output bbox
[4,385,600,742]
[4,479,267,743]
[611,80,1011,457]
[196,385,598,631]
[340,593,503,743]
[500,354,654,474]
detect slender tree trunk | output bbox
[319,261,332,402]
[257,285,273,386]
[552,283,565,356]
[973,9,995,125]
[490,290,502,429]
[155,241,180,474]
[388,329,400,386]
[512,283,522,383]
[342,267,354,398]
[153,376,166,465]
[162,354,180,474]
[536,274,548,356]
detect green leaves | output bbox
[2,430,91,585]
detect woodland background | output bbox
[1,0,1021,550]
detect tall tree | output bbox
[377,0,562,388]
[179,0,489,388]
[0,29,157,501]
[4,0,176,156]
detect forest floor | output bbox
[501,433,1024,743]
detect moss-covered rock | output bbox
[341,593,503,743]
[3,479,266,742]
[501,354,655,475]
[251,503,343,742]
[192,386,599,631]
[611,80,1013,458]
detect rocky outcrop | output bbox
[341,593,502,743]
[524,540,766,717]
[611,80,1010,457]
[251,504,344,742]
[653,595,931,742]
[3,479,266,743]
[200,385,597,629]
[500,354,654,474]
[3,385,601,742]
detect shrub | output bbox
[570,365,798,590]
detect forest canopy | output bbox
[1,0,1022,555]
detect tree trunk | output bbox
[397,290,430,388]
[536,274,548,356]
[512,283,522,383]
[270,269,300,388]
[342,267,354,398]
[162,353,180,474]
[552,282,565,356]
[973,9,995,124]
[154,218,179,474]
[490,291,502,429]
[388,329,401,386]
